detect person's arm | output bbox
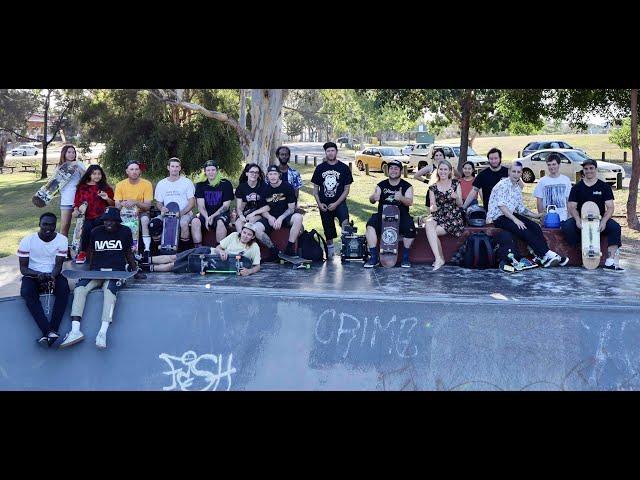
[413,164,432,182]
[499,205,527,229]
[18,256,49,280]
[51,255,64,278]
[180,196,195,217]
[369,186,381,204]
[429,189,437,213]
[454,183,463,208]
[462,186,480,209]
[536,197,544,214]
[395,186,413,207]
[601,199,615,232]
[196,198,208,220]
[239,263,260,276]
[328,184,351,210]
[125,249,145,279]
[313,184,327,211]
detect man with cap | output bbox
[562,158,624,272]
[190,160,235,248]
[59,207,145,350]
[311,141,354,258]
[364,159,416,268]
[114,159,154,256]
[275,146,303,203]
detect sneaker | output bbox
[364,257,378,269]
[401,259,411,268]
[75,251,87,264]
[557,256,570,267]
[140,250,150,265]
[47,331,59,348]
[95,331,107,350]
[59,330,85,349]
[542,253,561,268]
[603,263,625,272]
[37,336,49,347]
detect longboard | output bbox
[159,202,180,254]
[62,269,137,287]
[380,204,400,268]
[120,206,140,254]
[32,162,78,207]
[188,253,253,275]
[70,202,88,258]
[278,253,311,270]
[581,201,601,270]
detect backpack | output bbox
[298,229,328,262]
[461,233,495,269]
[493,230,521,263]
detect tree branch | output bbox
[0,127,38,142]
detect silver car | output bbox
[11,144,39,156]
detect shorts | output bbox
[198,212,230,230]
[256,213,294,235]
[366,212,416,239]
[60,204,73,212]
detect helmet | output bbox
[466,204,487,227]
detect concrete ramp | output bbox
[2,287,640,391]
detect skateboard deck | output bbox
[581,201,601,270]
[62,269,137,287]
[160,202,180,254]
[380,204,400,268]
[188,253,253,275]
[70,202,88,258]
[32,162,78,207]
[279,253,311,269]
[120,206,140,254]
[500,253,539,273]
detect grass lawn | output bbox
[1,164,639,258]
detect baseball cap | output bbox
[204,160,219,169]
[323,141,338,151]
[582,158,598,168]
[267,165,280,174]
[126,159,140,168]
[387,159,403,169]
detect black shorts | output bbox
[366,212,416,239]
[198,213,230,230]
[256,214,294,235]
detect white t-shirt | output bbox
[17,233,68,273]
[154,176,195,212]
[59,161,87,206]
[533,174,572,221]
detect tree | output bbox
[149,89,288,171]
[609,118,638,149]
[0,90,39,168]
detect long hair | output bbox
[59,144,77,166]
[238,163,265,185]
[428,159,454,188]
[78,164,110,191]
[460,161,476,178]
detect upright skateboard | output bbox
[278,253,312,270]
[581,201,601,270]
[70,202,88,259]
[62,269,138,287]
[380,204,400,268]
[120,206,140,254]
[187,254,253,275]
[32,162,78,207]
[159,202,180,254]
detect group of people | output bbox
[17,142,625,349]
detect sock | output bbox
[71,320,81,333]
[605,258,614,266]
[402,249,410,262]
[143,236,151,251]
[327,243,335,252]
[99,321,109,335]
[369,247,378,262]
[286,241,296,254]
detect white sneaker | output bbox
[95,331,107,350]
[59,330,85,349]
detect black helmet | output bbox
[466,204,487,227]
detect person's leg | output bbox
[79,218,95,253]
[514,214,554,259]
[400,214,416,267]
[235,216,245,233]
[560,217,580,247]
[285,213,304,255]
[61,279,101,348]
[215,216,228,244]
[602,219,623,269]
[425,219,444,267]
[20,276,50,337]
[95,280,120,349]
[179,213,192,242]
[140,213,151,251]
[319,209,338,249]
[49,274,70,334]
[364,214,380,267]
[191,215,203,247]
[59,207,73,238]
[494,215,550,260]
[254,219,277,258]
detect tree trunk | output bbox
[0,132,9,168]
[627,88,640,230]
[239,89,247,129]
[41,90,51,179]
[457,89,473,173]
[269,112,283,166]
[59,129,66,143]
[245,89,287,171]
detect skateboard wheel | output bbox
[305,264,310,269]
[280,260,285,265]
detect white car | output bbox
[401,144,415,155]
[517,149,625,186]
[11,145,39,156]
[409,143,489,172]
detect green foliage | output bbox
[609,118,637,149]
[75,89,243,181]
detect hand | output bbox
[97,190,109,201]
[160,206,169,214]
[373,191,381,202]
[267,216,276,227]
[576,219,583,230]
[394,190,403,201]
[207,215,215,228]
[134,271,147,280]
[239,214,246,224]
[447,189,457,201]
[600,220,607,232]
[318,203,328,212]
[514,219,527,230]
[37,273,50,282]
[71,209,79,218]
[273,218,283,230]
[327,203,337,211]
[219,250,228,261]
[238,268,251,277]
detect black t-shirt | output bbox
[377,179,412,216]
[264,181,296,218]
[235,181,267,215]
[472,166,509,208]
[89,224,132,271]
[195,179,234,216]
[311,160,354,204]
[568,179,614,216]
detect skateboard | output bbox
[32,162,78,207]
[278,253,311,270]
[120,206,140,254]
[62,269,138,287]
[159,202,180,254]
[187,253,253,275]
[499,253,539,273]
[70,202,88,258]
[581,201,601,270]
[380,204,400,268]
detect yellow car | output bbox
[355,147,415,173]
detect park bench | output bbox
[0,166,16,174]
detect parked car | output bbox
[517,149,625,186]
[409,143,489,172]
[522,140,585,157]
[355,147,416,172]
[11,144,38,156]
[401,144,415,155]
[335,136,361,149]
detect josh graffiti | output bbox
[158,351,237,391]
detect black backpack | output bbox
[461,233,495,269]
[298,229,328,262]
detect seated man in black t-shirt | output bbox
[462,147,509,212]
[364,160,417,268]
[59,207,145,350]
[561,159,624,272]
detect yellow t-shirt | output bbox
[114,178,154,203]
[219,232,261,266]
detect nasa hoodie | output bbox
[89,224,132,271]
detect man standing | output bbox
[114,160,154,255]
[191,160,234,247]
[533,153,573,223]
[488,161,568,268]
[59,207,144,350]
[275,146,303,203]
[154,157,196,248]
[561,159,623,272]
[18,213,70,347]
[364,159,416,268]
[311,141,354,258]
[462,147,509,211]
